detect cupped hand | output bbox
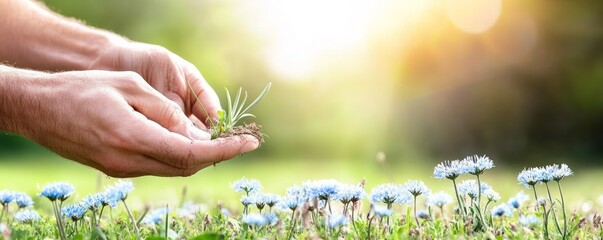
[23,70,258,177]
[89,41,220,128]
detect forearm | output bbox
[0,65,43,136]
[0,0,124,71]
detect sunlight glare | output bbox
[446,0,502,34]
[241,0,432,80]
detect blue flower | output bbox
[241,195,255,206]
[326,214,348,228]
[62,204,87,221]
[517,167,544,188]
[40,182,74,202]
[462,155,494,175]
[253,193,281,209]
[416,210,429,219]
[546,164,573,181]
[302,179,341,201]
[490,204,513,217]
[242,213,266,226]
[519,214,540,227]
[370,183,412,205]
[457,180,491,199]
[232,177,262,194]
[141,207,169,225]
[105,180,134,201]
[278,196,301,211]
[507,191,529,209]
[13,192,33,208]
[13,209,41,223]
[334,184,366,204]
[403,180,431,197]
[372,204,392,217]
[0,190,15,206]
[263,212,279,225]
[81,193,103,212]
[433,160,465,179]
[484,188,501,202]
[98,191,118,208]
[426,191,452,208]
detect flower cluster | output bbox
[0,191,33,208]
[433,155,494,180]
[40,182,74,202]
[13,209,42,223]
[517,164,573,188]
[232,177,262,195]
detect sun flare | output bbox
[240,0,432,80]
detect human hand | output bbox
[89,41,221,128]
[5,70,258,177]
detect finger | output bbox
[189,115,207,130]
[98,153,204,177]
[128,110,259,168]
[164,92,186,113]
[117,72,211,141]
[181,60,222,126]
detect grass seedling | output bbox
[188,80,272,140]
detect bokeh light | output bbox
[446,0,502,34]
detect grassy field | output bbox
[1,154,602,213]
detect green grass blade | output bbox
[240,82,271,116]
[231,87,243,122]
[238,113,256,121]
[234,91,248,122]
[225,87,233,125]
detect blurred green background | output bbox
[1,0,602,208]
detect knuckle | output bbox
[118,71,145,90]
[147,45,171,60]
[179,167,198,177]
[160,101,185,128]
[175,148,195,169]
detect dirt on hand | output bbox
[216,123,264,144]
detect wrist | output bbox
[0,66,46,135]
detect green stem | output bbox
[122,200,140,239]
[544,182,562,235]
[557,181,568,240]
[286,210,297,240]
[351,205,361,239]
[0,204,5,223]
[532,186,549,239]
[476,174,482,209]
[98,205,105,222]
[52,201,67,240]
[164,204,169,239]
[452,179,467,218]
[414,195,420,229]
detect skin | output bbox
[0,0,259,177]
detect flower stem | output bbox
[476,174,482,209]
[0,204,5,223]
[122,200,140,239]
[413,195,420,229]
[351,205,361,239]
[557,181,568,240]
[286,210,297,239]
[52,201,67,240]
[452,179,466,218]
[544,182,562,235]
[532,186,548,239]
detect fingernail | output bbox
[189,125,211,140]
[241,136,259,153]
